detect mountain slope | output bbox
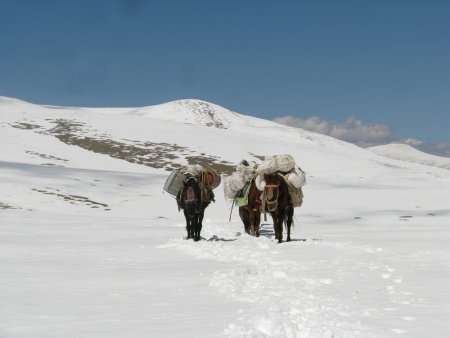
[0,96,380,176]
[369,143,450,170]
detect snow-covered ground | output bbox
[1,97,449,338]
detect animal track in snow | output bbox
[160,223,423,337]
[161,224,374,338]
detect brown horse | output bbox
[263,172,294,243]
[238,178,262,236]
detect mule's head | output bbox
[182,177,201,214]
[263,173,282,212]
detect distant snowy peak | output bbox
[0,96,34,107]
[369,143,450,170]
[127,99,236,129]
[174,99,232,129]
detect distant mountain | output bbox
[0,96,372,175]
[1,95,448,177]
[124,99,237,129]
[369,143,450,170]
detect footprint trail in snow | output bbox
[158,220,418,338]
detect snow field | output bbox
[1,97,449,337]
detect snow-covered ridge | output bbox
[2,96,450,173]
[126,99,236,129]
[0,96,239,129]
[369,143,450,170]
[0,96,369,173]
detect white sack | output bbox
[255,174,266,191]
[224,181,237,200]
[276,154,296,172]
[223,161,258,200]
[183,164,204,176]
[237,162,257,182]
[257,154,295,175]
[286,167,306,188]
[224,169,248,200]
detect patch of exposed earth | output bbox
[10,119,236,174]
[0,202,19,210]
[31,187,110,210]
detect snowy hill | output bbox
[369,143,450,170]
[1,96,450,338]
[0,96,375,175]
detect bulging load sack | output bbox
[289,185,304,208]
[254,154,306,208]
[224,172,246,198]
[164,169,186,197]
[257,154,295,175]
[286,166,306,188]
[224,161,258,201]
[236,162,257,182]
[183,164,204,177]
[255,173,266,191]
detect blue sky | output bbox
[0,0,449,154]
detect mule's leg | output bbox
[249,209,255,236]
[271,212,280,242]
[195,209,205,242]
[254,210,261,237]
[191,215,198,241]
[277,217,284,243]
[184,209,191,239]
[239,207,250,234]
[286,207,294,242]
[199,209,205,238]
[276,210,284,243]
[189,215,195,240]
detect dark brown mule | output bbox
[180,177,211,241]
[238,178,262,236]
[263,172,294,243]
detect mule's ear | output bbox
[240,159,249,166]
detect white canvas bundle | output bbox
[224,161,258,200]
[286,167,306,188]
[257,154,295,175]
[255,174,266,190]
[236,162,257,181]
[224,172,246,200]
[183,164,204,176]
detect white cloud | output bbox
[274,115,394,147]
[274,115,450,158]
[403,138,423,146]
